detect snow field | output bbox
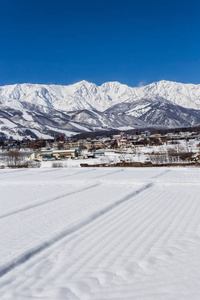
[0,167,200,299]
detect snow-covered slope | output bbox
[0,103,149,140]
[1,80,200,112]
[105,98,200,128]
[1,80,200,138]
[128,80,200,110]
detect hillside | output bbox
[1,80,200,139]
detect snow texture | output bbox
[0,167,200,299]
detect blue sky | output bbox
[0,0,200,86]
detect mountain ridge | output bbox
[1,80,200,139]
[1,79,200,112]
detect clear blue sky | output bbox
[0,0,200,87]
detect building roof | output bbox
[52,149,76,153]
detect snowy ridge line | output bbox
[2,80,200,139]
[0,183,100,221]
[0,182,153,278]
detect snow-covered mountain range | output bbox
[1,80,200,139]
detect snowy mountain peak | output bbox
[1,79,200,139]
[1,79,200,112]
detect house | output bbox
[94,151,105,156]
[52,149,78,159]
[30,149,78,160]
[30,150,52,160]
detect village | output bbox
[1,128,200,167]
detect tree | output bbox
[6,150,25,168]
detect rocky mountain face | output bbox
[1,80,200,139]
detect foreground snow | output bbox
[0,167,200,299]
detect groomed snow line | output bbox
[0,167,200,299]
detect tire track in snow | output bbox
[68,186,174,276]
[0,182,153,278]
[122,189,184,260]
[152,169,171,179]
[0,183,100,220]
[93,168,124,179]
[117,187,198,268]
[6,167,89,178]
[37,168,63,173]
[59,187,161,277]
[66,187,175,276]
[0,169,27,176]
[0,167,94,180]
[54,168,95,179]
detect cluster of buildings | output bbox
[1,130,200,161]
[29,130,200,161]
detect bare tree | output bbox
[6,150,25,168]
